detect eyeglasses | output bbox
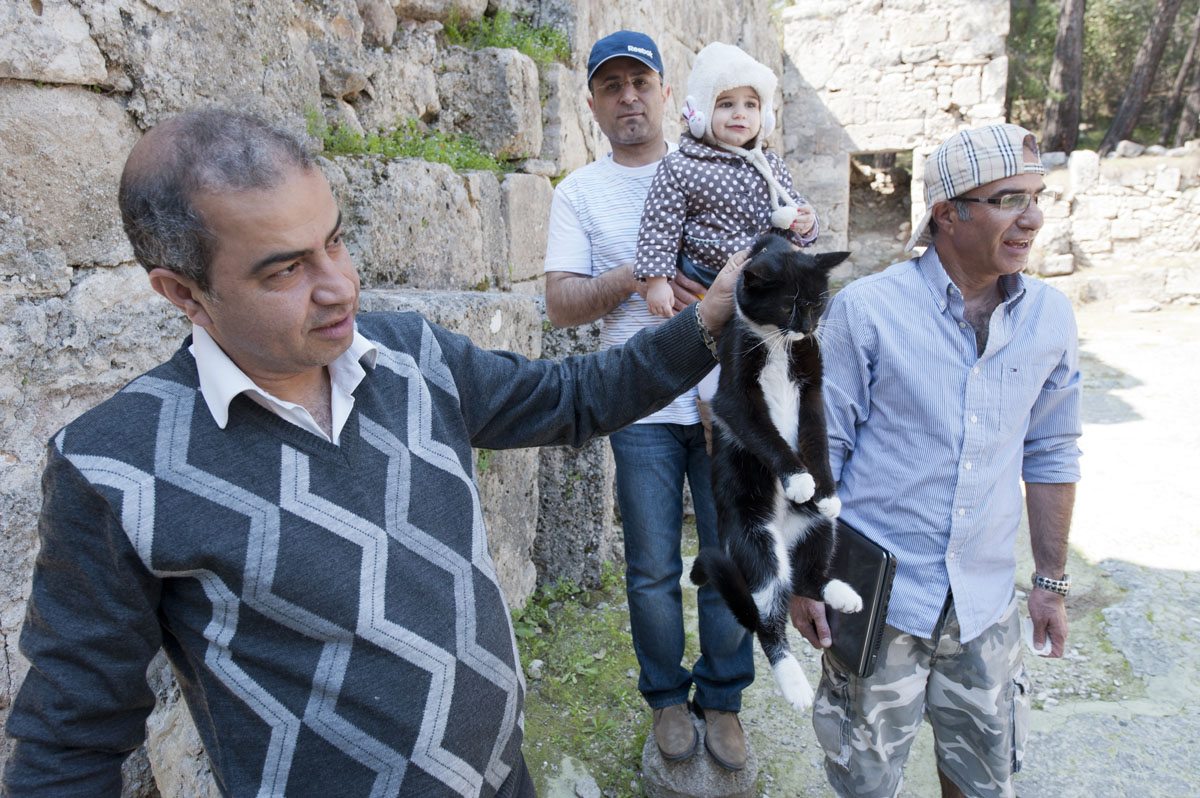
[594,76,661,97]
[954,191,1059,213]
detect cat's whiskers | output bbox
[766,328,793,356]
[812,318,850,349]
[744,325,792,355]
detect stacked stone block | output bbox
[1036,147,1200,304]
[779,0,1008,263]
[535,307,619,591]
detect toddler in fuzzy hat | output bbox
[635,41,819,318]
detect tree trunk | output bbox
[1042,0,1087,154]
[1098,0,1187,155]
[1160,8,1200,145]
[1175,55,1200,145]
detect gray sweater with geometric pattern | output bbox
[5,307,715,797]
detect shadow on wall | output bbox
[779,52,862,259]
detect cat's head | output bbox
[736,233,850,338]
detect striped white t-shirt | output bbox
[544,146,699,425]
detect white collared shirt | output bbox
[190,325,379,445]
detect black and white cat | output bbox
[690,233,861,713]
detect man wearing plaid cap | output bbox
[791,124,1082,798]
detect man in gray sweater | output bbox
[3,108,742,797]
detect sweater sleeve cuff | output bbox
[650,303,720,384]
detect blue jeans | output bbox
[609,422,754,712]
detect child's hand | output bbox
[644,278,676,318]
[791,205,816,237]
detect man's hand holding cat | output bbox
[789,596,832,649]
[696,249,751,337]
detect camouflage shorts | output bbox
[812,595,1031,798]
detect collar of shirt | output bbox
[603,140,677,174]
[190,325,379,444]
[916,246,1026,313]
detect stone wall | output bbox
[778,0,1197,295]
[1035,145,1200,304]
[779,0,1008,275]
[0,0,776,793]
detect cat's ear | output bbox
[813,251,851,271]
[741,260,770,288]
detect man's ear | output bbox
[148,268,214,328]
[661,83,671,104]
[930,200,961,236]
[586,93,596,117]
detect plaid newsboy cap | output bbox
[906,123,1046,251]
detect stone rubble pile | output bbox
[1037,144,1200,274]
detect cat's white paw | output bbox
[823,579,863,613]
[773,654,814,713]
[816,494,841,518]
[784,473,816,504]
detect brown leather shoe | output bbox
[700,707,746,771]
[651,702,697,761]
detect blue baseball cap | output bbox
[586,31,664,84]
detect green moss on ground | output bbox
[519,520,702,796]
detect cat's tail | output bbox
[690,548,760,632]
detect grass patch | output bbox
[306,110,508,176]
[518,520,703,795]
[442,8,570,69]
[516,563,647,795]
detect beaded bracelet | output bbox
[694,304,720,360]
[1031,571,1071,596]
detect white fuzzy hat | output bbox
[681,42,778,144]
[682,42,799,229]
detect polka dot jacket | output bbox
[634,134,819,280]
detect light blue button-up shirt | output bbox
[821,247,1082,643]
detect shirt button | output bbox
[957,508,966,516]
[972,366,980,374]
[948,551,955,559]
[965,462,973,470]
[970,414,978,423]
[959,321,967,328]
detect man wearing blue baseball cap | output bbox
[585,29,664,82]
[791,124,1082,797]
[543,31,755,771]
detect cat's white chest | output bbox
[759,343,800,449]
